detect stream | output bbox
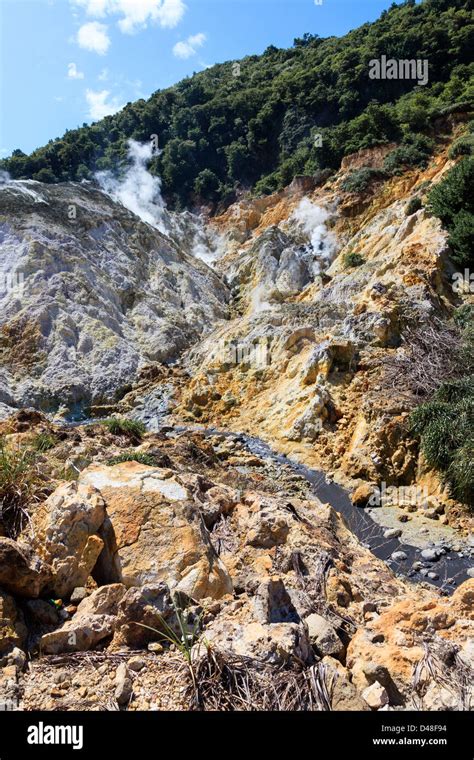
[172,425,473,594]
[62,413,473,593]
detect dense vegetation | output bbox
[427,154,474,269]
[410,308,474,507]
[1,0,473,207]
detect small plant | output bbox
[32,432,58,452]
[0,439,41,537]
[343,251,364,268]
[107,451,158,467]
[136,597,203,665]
[406,196,422,216]
[102,417,146,442]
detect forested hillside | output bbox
[2,0,473,207]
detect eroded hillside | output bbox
[0,120,472,713]
[177,125,474,539]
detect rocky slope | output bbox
[0,179,229,417]
[178,133,473,539]
[0,124,473,712]
[0,417,472,711]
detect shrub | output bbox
[448,135,474,159]
[410,388,474,505]
[384,135,434,174]
[102,417,146,441]
[454,304,474,329]
[428,157,474,268]
[343,251,364,268]
[136,596,202,664]
[405,196,423,216]
[408,313,474,508]
[340,167,387,193]
[194,169,220,200]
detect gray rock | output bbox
[383,528,402,539]
[305,613,345,659]
[114,663,133,706]
[421,549,439,562]
[391,551,407,562]
[70,587,88,605]
[253,578,299,624]
[127,656,147,672]
[113,584,177,648]
[362,681,389,710]
[0,647,26,671]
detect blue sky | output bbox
[1,0,400,156]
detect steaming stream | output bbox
[170,425,472,594]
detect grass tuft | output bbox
[0,438,42,538]
[101,418,146,442]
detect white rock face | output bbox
[0,180,229,415]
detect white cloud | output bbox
[77,21,110,54]
[86,88,124,120]
[72,0,186,33]
[67,62,85,79]
[173,32,206,59]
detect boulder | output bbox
[246,508,290,549]
[80,462,233,599]
[351,484,375,508]
[320,657,370,711]
[19,481,106,598]
[289,390,330,442]
[305,613,345,659]
[203,618,311,666]
[199,574,311,666]
[113,584,177,648]
[0,537,52,598]
[70,587,88,605]
[39,584,126,654]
